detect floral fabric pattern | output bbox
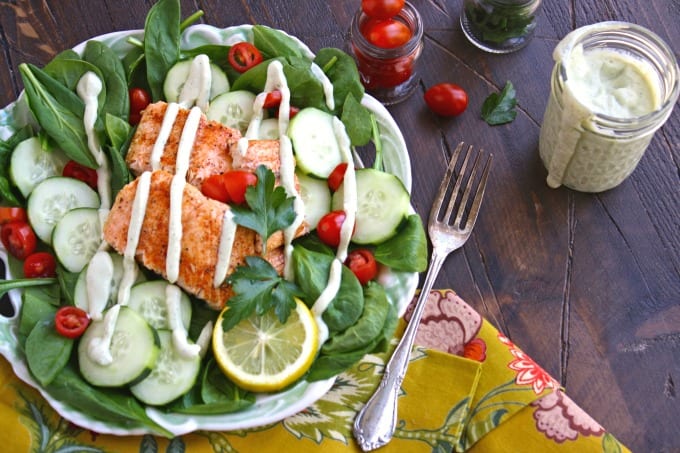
[532,390,605,443]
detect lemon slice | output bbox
[212,298,319,392]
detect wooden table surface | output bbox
[0,1,678,451]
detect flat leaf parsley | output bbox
[481,81,518,125]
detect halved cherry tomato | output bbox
[345,249,378,285]
[0,207,28,225]
[277,105,300,119]
[361,17,412,49]
[361,0,405,19]
[327,163,348,192]
[23,252,57,278]
[129,87,151,125]
[54,306,90,339]
[424,83,469,117]
[228,42,263,73]
[263,90,283,109]
[1,221,37,260]
[201,174,232,203]
[316,210,347,248]
[63,160,98,190]
[223,170,258,205]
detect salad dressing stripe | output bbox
[214,209,237,287]
[310,63,335,111]
[166,284,201,358]
[178,54,212,112]
[150,102,180,170]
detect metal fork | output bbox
[353,142,492,451]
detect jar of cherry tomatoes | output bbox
[350,1,423,105]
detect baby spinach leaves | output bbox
[374,214,427,272]
[25,319,73,386]
[143,0,181,100]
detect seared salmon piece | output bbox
[126,101,241,190]
[103,170,284,310]
[232,139,282,174]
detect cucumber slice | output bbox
[163,59,230,102]
[297,171,330,230]
[289,107,342,178]
[332,168,410,245]
[78,306,160,387]
[258,118,280,139]
[10,137,69,198]
[130,330,201,406]
[27,177,100,245]
[51,207,101,273]
[73,252,145,312]
[127,280,192,330]
[205,90,256,134]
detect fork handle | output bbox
[353,249,447,451]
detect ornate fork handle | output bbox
[353,248,448,451]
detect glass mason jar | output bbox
[539,22,679,193]
[349,2,424,105]
[460,0,541,53]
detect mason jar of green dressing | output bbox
[539,22,679,192]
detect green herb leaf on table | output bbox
[231,165,297,246]
[481,81,518,126]
[223,256,304,331]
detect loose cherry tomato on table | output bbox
[361,17,412,49]
[361,0,406,19]
[23,252,57,278]
[54,306,90,339]
[129,87,151,125]
[327,163,348,192]
[223,170,258,205]
[317,210,348,248]
[0,207,28,225]
[1,221,37,260]
[424,83,469,117]
[345,249,378,285]
[228,42,263,73]
[63,160,98,190]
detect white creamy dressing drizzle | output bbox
[311,119,357,346]
[150,102,180,170]
[213,209,237,287]
[166,284,201,358]
[178,54,212,112]
[310,62,335,111]
[85,250,114,321]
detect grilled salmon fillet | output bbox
[126,101,241,190]
[103,170,284,310]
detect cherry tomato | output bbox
[1,221,37,260]
[361,0,405,19]
[345,249,378,285]
[228,42,263,73]
[201,174,231,203]
[23,252,57,278]
[223,171,258,205]
[129,87,151,125]
[0,207,28,225]
[263,90,282,109]
[62,160,98,190]
[327,163,348,192]
[316,210,347,247]
[424,83,469,117]
[54,306,90,339]
[361,18,412,49]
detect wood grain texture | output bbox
[0,0,678,451]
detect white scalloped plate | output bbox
[0,24,418,437]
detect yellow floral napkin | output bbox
[0,290,630,452]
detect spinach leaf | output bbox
[122,45,148,90]
[253,25,307,60]
[0,125,33,205]
[340,93,372,146]
[18,63,96,168]
[83,40,130,120]
[306,347,372,382]
[43,58,107,115]
[374,214,428,272]
[105,113,132,152]
[56,262,79,307]
[0,277,56,301]
[481,81,517,126]
[18,286,58,338]
[314,47,365,115]
[50,49,80,62]
[25,319,73,386]
[292,246,364,333]
[144,0,181,100]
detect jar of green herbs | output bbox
[460,0,542,53]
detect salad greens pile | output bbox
[0,0,427,434]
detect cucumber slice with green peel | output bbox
[289,107,342,178]
[78,306,160,387]
[297,171,331,230]
[10,137,69,198]
[130,330,201,406]
[27,176,100,245]
[51,207,101,273]
[126,280,192,330]
[332,168,410,245]
[163,59,230,102]
[206,90,256,134]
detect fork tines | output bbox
[433,142,492,230]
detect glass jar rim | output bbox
[350,1,424,58]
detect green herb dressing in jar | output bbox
[539,22,679,192]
